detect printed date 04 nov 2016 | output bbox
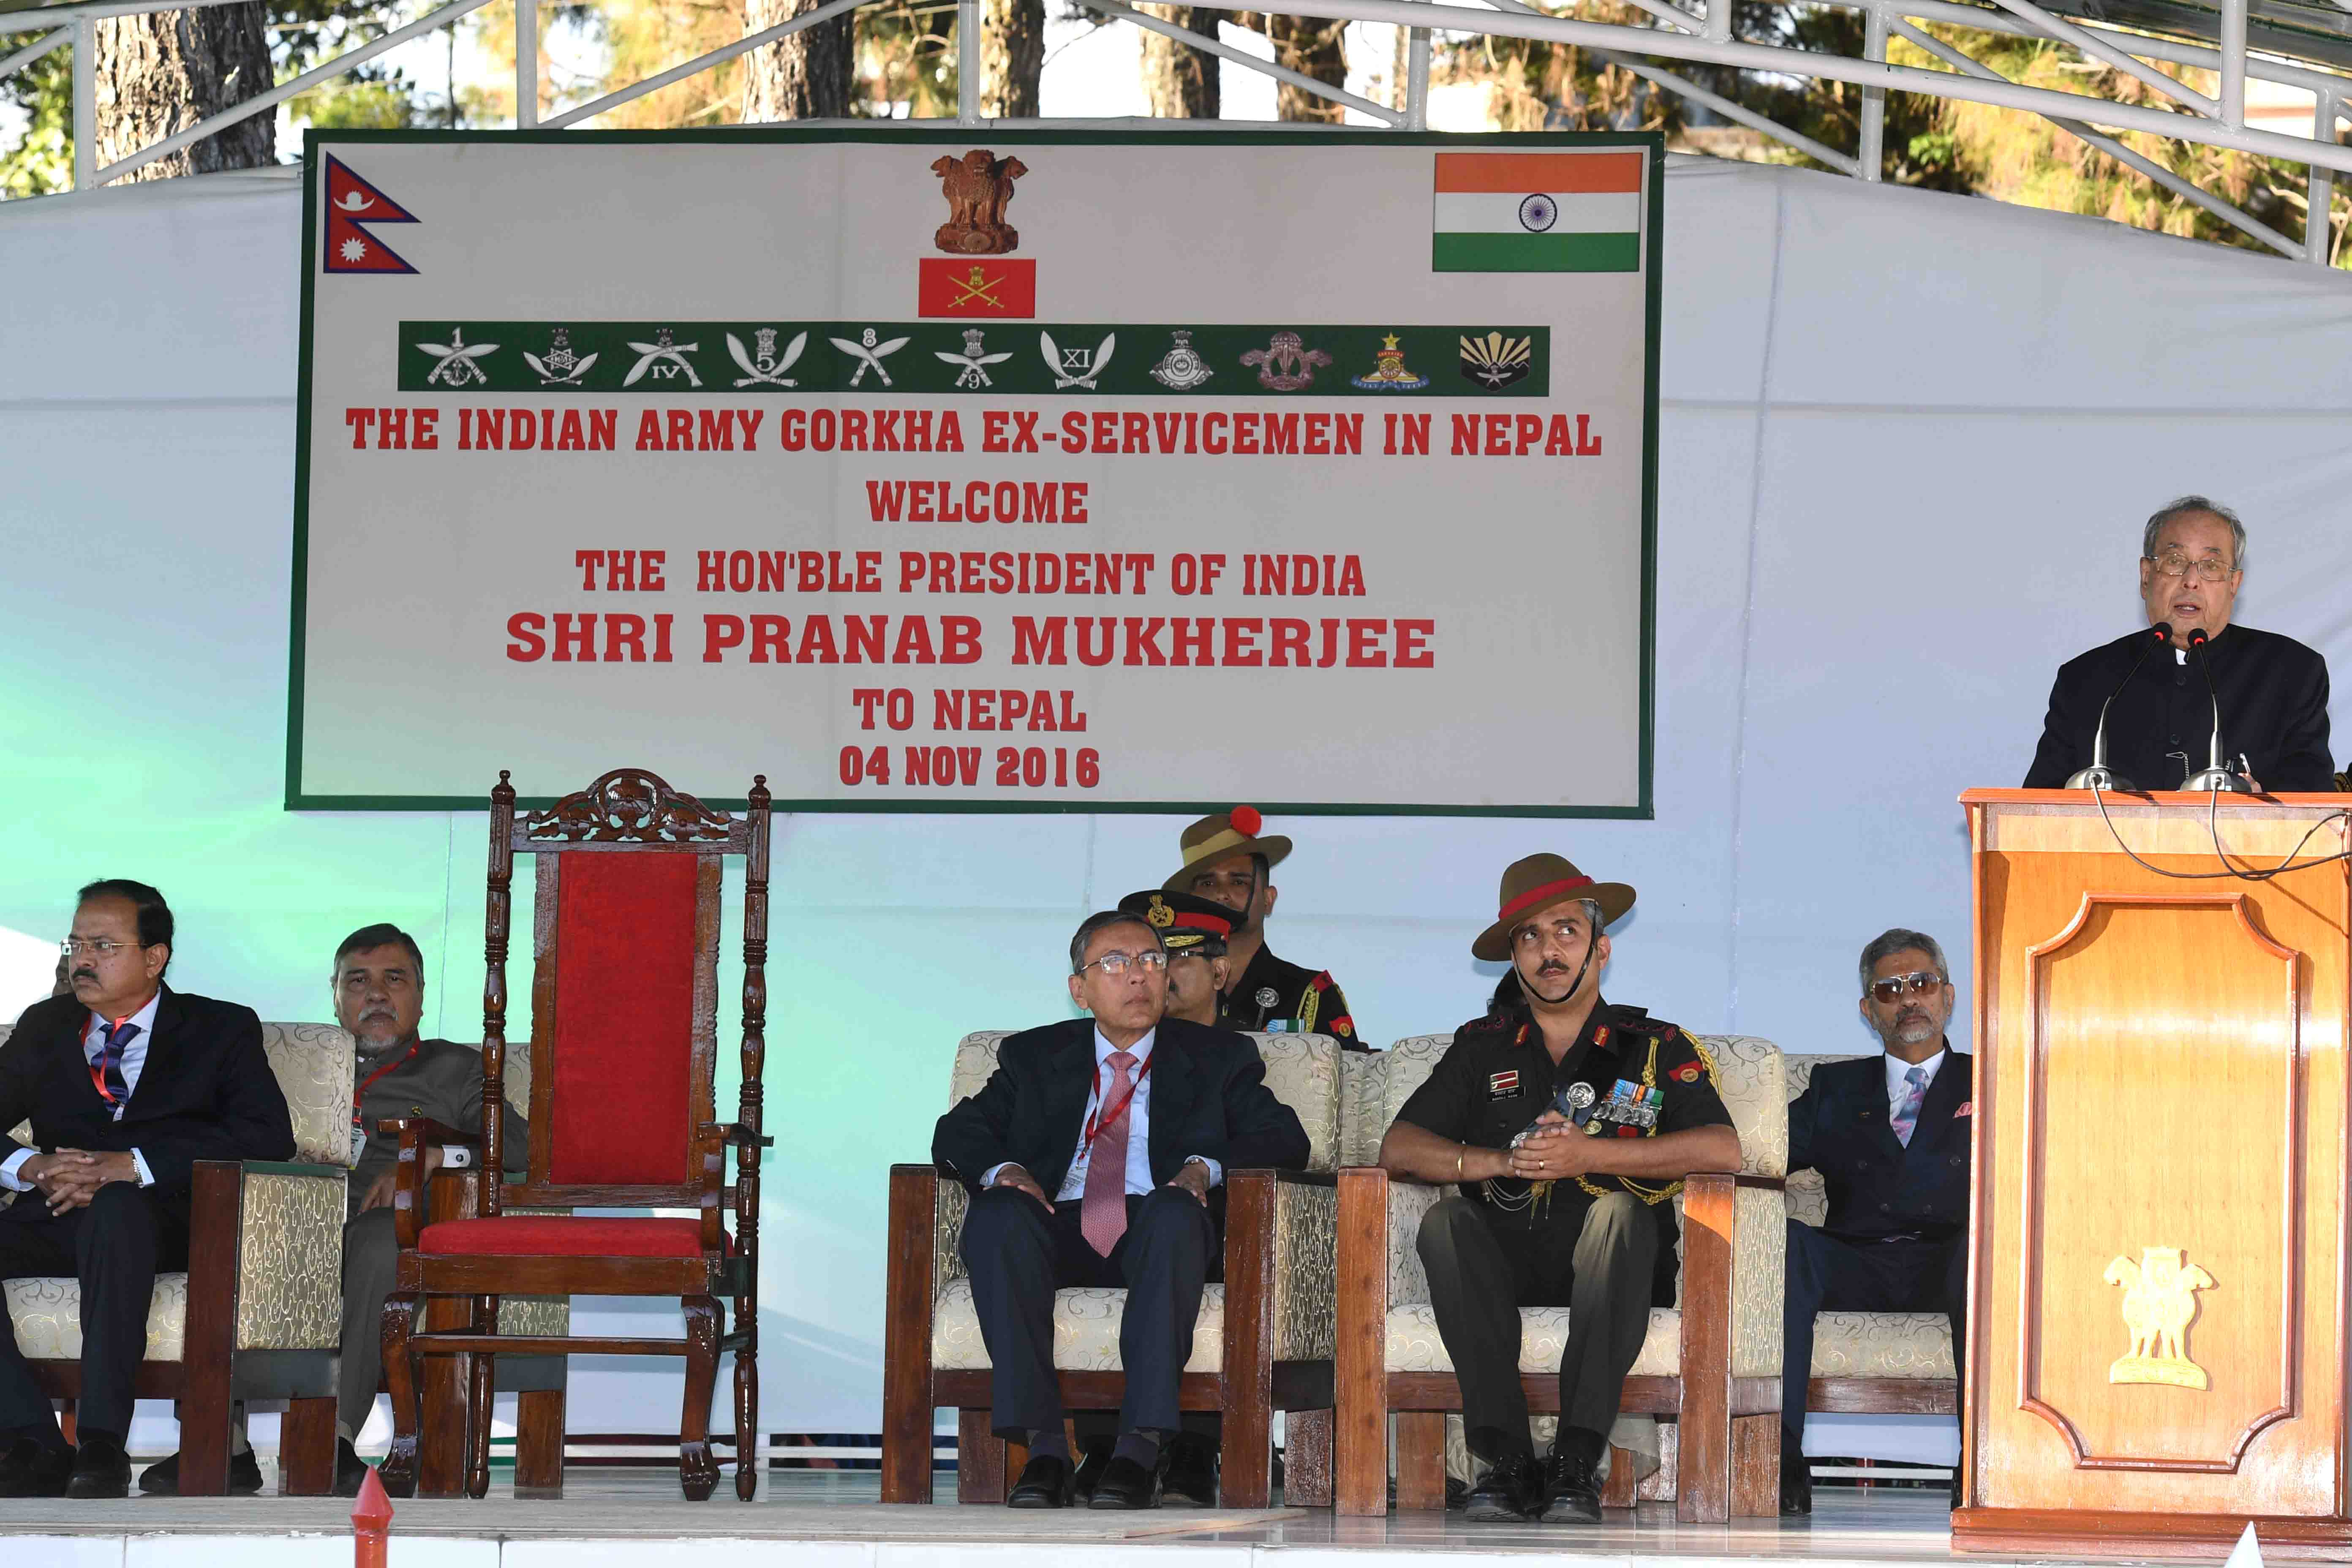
[839,744,1100,790]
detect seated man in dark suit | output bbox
[1780,927,1971,1516]
[0,879,295,1499]
[934,909,1310,1511]
[138,922,530,1497]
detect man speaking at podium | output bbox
[2024,497,2333,792]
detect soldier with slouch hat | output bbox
[1165,806,1364,1049]
[1377,855,1741,1525]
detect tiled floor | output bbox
[0,1469,2019,1558]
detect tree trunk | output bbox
[1235,11,1347,122]
[741,0,856,120]
[981,0,1046,118]
[90,3,274,182]
[1138,4,1219,119]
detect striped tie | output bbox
[93,1020,138,1113]
[1080,1051,1138,1257]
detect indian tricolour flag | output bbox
[1432,151,1646,272]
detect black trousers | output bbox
[1417,1191,1658,1461]
[0,1183,190,1442]
[1782,1220,1965,1442]
[962,1187,1216,1440]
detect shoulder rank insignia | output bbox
[1672,1062,1701,1083]
[1331,1015,1355,1039]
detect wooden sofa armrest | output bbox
[881,1163,940,1504]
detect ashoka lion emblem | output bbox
[931,149,1027,256]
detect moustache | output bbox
[72,969,97,983]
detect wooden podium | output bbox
[1957,789,2352,1555]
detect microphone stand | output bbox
[2066,621,2172,792]
[2183,628,2252,794]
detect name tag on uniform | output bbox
[1486,1070,1523,1100]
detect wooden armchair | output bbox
[1335,1033,1789,1521]
[880,1029,1343,1508]
[0,1021,352,1495]
[380,766,773,1502]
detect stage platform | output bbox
[0,1470,2157,1568]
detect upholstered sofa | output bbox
[1334,1033,1789,1520]
[880,1029,1342,1507]
[1782,1053,1957,1420]
[0,1020,352,1494]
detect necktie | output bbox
[1080,1051,1139,1257]
[1892,1064,1927,1147]
[93,1020,138,1113]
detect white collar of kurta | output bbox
[1092,1026,1156,1068]
[87,988,162,1038]
[1884,1045,1946,1101]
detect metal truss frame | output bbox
[0,0,2344,263]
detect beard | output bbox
[1891,1012,1941,1046]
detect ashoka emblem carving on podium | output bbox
[2104,1246,2215,1390]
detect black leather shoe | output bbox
[0,1438,74,1499]
[334,1439,374,1499]
[1162,1433,1217,1506]
[1088,1453,1165,1511]
[1071,1438,1113,1504]
[1464,1452,1541,1522]
[1779,1431,1812,1517]
[1006,1453,1077,1509]
[138,1446,267,1496]
[1539,1451,1603,1524]
[66,1435,132,1500]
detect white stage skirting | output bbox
[1,155,2348,1451]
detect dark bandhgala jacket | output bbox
[2024,623,2333,792]
[1787,1052,1972,1242]
[353,1037,531,1196]
[1,986,296,1199]
[931,1016,1310,1225]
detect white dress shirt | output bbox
[983,1026,1223,1197]
[0,991,160,1191]
[1884,1045,1947,1118]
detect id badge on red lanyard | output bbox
[1081,1050,1155,1150]
[84,1015,128,1122]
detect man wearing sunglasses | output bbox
[1779,928,1971,1516]
[2024,496,2333,792]
[934,909,1309,1511]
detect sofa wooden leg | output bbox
[514,1387,566,1500]
[1730,1414,1779,1518]
[1603,1444,1638,1508]
[1222,1385,1274,1508]
[956,1410,1004,1504]
[1395,1411,1447,1511]
[280,1397,339,1496]
[1285,1409,1333,1506]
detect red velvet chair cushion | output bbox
[547,852,700,1185]
[419,1216,712,1258]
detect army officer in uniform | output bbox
[1165,807,1364,1049]
[1378,855,1740,1525]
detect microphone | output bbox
[2182,628,2252,794]
[2066,622,2172,791]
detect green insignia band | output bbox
[395,322,1551,398]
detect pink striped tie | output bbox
[1080,1051,1138,1257]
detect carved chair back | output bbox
[482,767,771,1217]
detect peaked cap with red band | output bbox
[1471,852,1636,961]
[1163,805,1293,893]
[1117,888,1236,955]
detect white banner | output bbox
[291,130,1661,813]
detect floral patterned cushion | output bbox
[6,1273,189,1361]
[1810,1311,1955,1377]
[1385,1301,1682,1379]
[932,1280,1226,1374]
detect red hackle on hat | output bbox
[1229,805,1263,837]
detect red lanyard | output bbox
[1082,1050,1155,1149]
[353,1044,419,1124]
[83,1013,134,1104]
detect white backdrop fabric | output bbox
[4,153,2349,1461]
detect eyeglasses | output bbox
[1868,971,1944,1003]
[1077,950,1168,977]
[2146,551,2235,583]
[60,938,145,959]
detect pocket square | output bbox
[1954,1100,1973,1117]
